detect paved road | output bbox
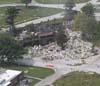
[18,55,100,86]
[25,76,42,81]
[34,62,100,86]
[15,12,100,28]
[0,0,99,9]
[0,0,100,29]
[17,0,100,28]
[0,0,99,10]
[34,72,62,86]
[0,0,100,86]
[16,12,64,28]
[10,0,100,86]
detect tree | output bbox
[21,0,32,7]
[0,32,26,64]
[65,0,75,9]
[64,0,75,29]
[25,24,36,32]
[56,29,69,49]
[81,3,95,17]
[91,21,100,45]
[5,7,20,34]
[74,13,98,43]
[74,13,90,32]
[74,13,97,32]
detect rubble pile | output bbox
[65,29,93,59]
[30,29,98,60]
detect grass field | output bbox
[0,0,91,4]
[44,18,64,25]
[29,79,40,86]
[54,72,100,86]
[95,8,100,12]
[36,0,90,4]
[1,65,54,78]
[2,65,54,86]
[17,79,40,86]
[1,64,54,86]
[0,0,19,4]
[0,7,63,28]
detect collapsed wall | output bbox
[31,29,99,60]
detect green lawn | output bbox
[95,8,100,12]
[1,65,54,78]
[17,79,40,86]
[36,0,90,4]
[29,79,40,86]
[54,72,100,86]
[1,64,54,86]
[0,0,19,4]
[44,18,64,25]
[0,7,63,28]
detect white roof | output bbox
[0,82,11,86]
[0,69,22,86]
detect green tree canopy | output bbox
[21,0,32,7]
[74,13,100,45]
[0,32,26,64]
[74,13,97,32]
[56,29,69,49]
[64,0,75,28]
[5,7,19,34]
[81,3,95,17]
[65,0,75,9]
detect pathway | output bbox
[33,61,100,86]
[0,0,100,85]
[0,0,100,28]
[10,0,100,27]
[18,56,100,86]
[34,72,62,86]
[16,12,64,28]
[25,76,42,81]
